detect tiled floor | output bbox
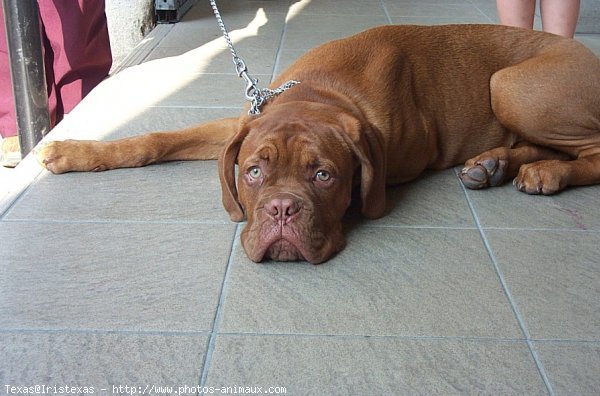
[1,0,599,395]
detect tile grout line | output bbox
[198,222,241,391]
[1,218,232,225]
[455,169,555,396]
[482,226,599,233]
[216,332,526,343]
[1,326,596,344]
[363,224,478,230]
[270,2,292,84]
[0,328,210,336]
[379,0,393,24]
[0,170,45,220]
[11,217,596,233]
[214,331,600,345]
[181,72,273,76]
[466,0,495,23]
[135,24,177,66]
[148,105,243,109]
[110,24,175,75]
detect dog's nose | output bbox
[265,197,300,222]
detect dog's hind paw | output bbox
[459,158,507,189]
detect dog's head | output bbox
[218,102,386,264]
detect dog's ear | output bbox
[218,123,251,222]
[338,113,387,219]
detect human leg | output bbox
[540,0,580,37]
[0,4,17,140]
[496,0,536,28]
[38,0,112,122]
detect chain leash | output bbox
[208,0,300,115]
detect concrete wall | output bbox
[105,0,156,68]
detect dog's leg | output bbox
[488,41,600,194]
[37,117,239,174]
[513,150,600,194]
[459,143,570,189]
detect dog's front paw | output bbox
[36,140,97,174]
[513,160,568,195]
[459,158,507,189]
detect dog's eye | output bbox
[315,170,331,182]
[248,166,262,179]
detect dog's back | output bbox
[272,24,599,179]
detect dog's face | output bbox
[218,102,386,264]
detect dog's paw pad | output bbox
[460,164,488,188]
[459,158,507,189]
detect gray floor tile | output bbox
[0,222,234,331]
[578,17,600,35]
[220,227,521,338]
[295,0,386,16]
[6,161,229,223]
[282,30,359,50]
[145,46,277,75]
[144,46,196,62]
[390,16,493,25]
[383,2,487,19]
[370,169,476,228]
[0,332,207,392]
[467,0,500,21]
[467,183,600,230]
[156,13,286,51]
[157,73,271,108]
[534,341,600,395]
[485,230,600,340]
[282,16,389,52]
[41,106,241,143]
[274,49,309,75]
[206,335,547,395]
[285,14,388,31]
[192,0,294,16]
[58,56,247,127]
[155,26,224,52]
[576,34,600,56]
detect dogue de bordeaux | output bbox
[37,25,600,264]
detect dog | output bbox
[37,24,600,264]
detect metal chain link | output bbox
[208,0,300,115]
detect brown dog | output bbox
[37,25,600,264]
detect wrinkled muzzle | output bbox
[240,192,346,264]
